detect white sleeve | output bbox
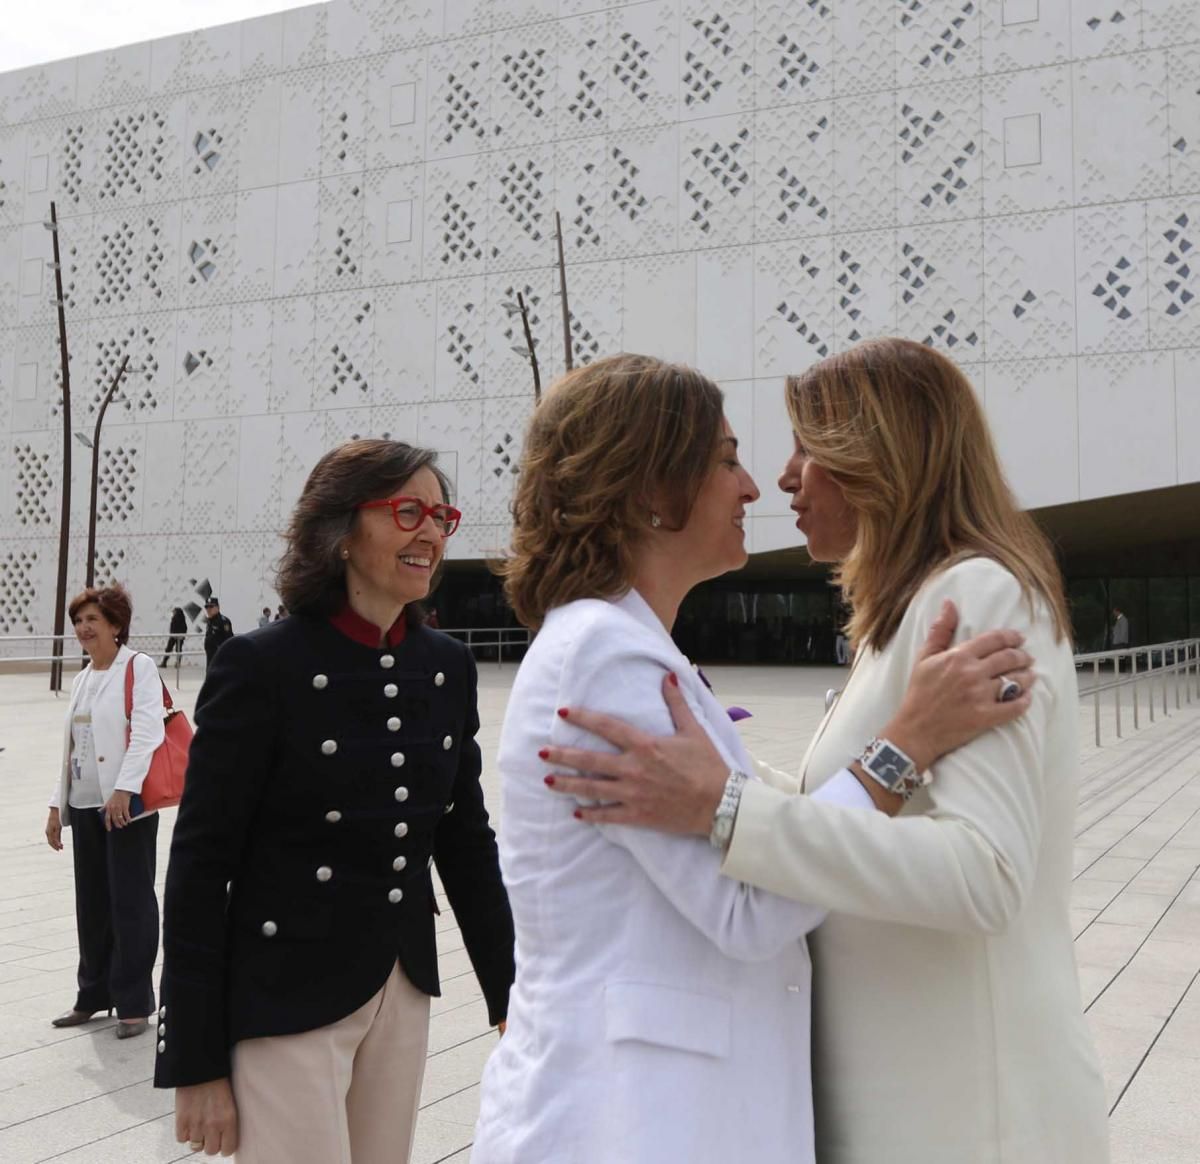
[723,563,1053,935]
[114,654,167,794]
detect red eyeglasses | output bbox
[357,497,462,536]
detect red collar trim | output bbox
[330,603,408,648]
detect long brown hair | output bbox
[499,353,725,629]
[276,440,450,620]
[786,338,1070,650]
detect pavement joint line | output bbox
[1107,965,1200,1118]
[1083,863,1200,1015]
[1072,801,1200,905]
[1075,719,1200,834]
[33,1109,174,1163]
[425,1028,497,1062]
[419,1079,484,1115]
[1077,711,1200,812]
[0,1073,153,1133]
[0,1019,125,1067]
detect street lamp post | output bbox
[76,352,131,588]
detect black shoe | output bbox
[51,1007,112,1028]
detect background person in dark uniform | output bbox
[201,598,234,672]
[155,440,514,1163]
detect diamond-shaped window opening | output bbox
[492,432,520,478]
[1092,256,1134,321]
[922,308,979,349]
[183,349,214,376]
[1012,289,1038,318]
[13,444,55,526]
[187,239,217,284]
[501,48,547,118]
[614,32,652,104]
[444,65,487,145]
[775,302,829,357]
[192,129,223,174]
[98,446,138,523]
[93,547,126,587]
[0,548,40,633]
[1086,9,1126,29]
[1163,213,1195,318]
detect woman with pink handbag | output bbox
[44,584,167,1040]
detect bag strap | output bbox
[124,652,174,724]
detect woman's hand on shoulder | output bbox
[44,808,63,851]
[884,599,1036,771]
[176,1077,238,1157]
[541,672,727,835]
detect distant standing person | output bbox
[257,607,272,629]
[203,598,234,672]
[45,585,164,1040]
[1111,605,1130,670]
[161,607,187,668]
[273,604,287,622]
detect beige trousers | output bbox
[232,961,431,1164]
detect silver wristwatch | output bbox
[855,737,929,801]
[709,770,749,852]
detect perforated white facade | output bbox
[1,0,1198,637]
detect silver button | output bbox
[325,810,342,823]
[158,1006,166,1020]
[388,888,403,904]
[434,671,445,687]
[394,822,409,838]
[384,683,398,698]
[316,866,332,882]
[312,674,328,690]
[387,716,401,732]
[157,1039,166,1054]
[321,739,338,756]
[442,735,452,750]
[158,1023,166,1036]
[394,786,409,802]
[391,752,405,768]
[380,654,395,669]
[261,921,278,937]
[393,855,407,872]
[444,801,454,814]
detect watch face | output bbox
[872,743,911,784]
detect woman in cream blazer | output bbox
[544,340,1109,1164]
[45,585,165,1037]
[473,355,1038,1164]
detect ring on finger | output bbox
[997,676,1021,703]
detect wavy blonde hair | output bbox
[499,353,724,629]
[786,337,1070,651]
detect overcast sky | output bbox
[2,1,311,73]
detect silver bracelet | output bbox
[709,770,748,852]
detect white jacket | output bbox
[722,558,1110,1163]
[472,590,868,1164]
[50,646,166,823]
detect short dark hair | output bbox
[69,585,133,646]
[276,439,451,620]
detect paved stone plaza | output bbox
[0,661,1197,1163]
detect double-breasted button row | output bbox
[434,671,445,686]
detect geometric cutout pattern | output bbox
[98,445,138,522]
[0,549,39,633]
[13,445,54,527]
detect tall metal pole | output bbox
[47,202,72,694]
[555,211,573,372]
[85,353,130,588]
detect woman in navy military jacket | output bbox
[155,440,514,1163]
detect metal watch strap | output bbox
[709,770,749,852]
[855,737,925,801]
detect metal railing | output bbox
[1074,639,1200,747]
[0,625,534,688]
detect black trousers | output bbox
[161,636,185,666]
[68,806,159,1019]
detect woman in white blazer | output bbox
[545,340,1110,1164]
[44,584,165,1039]
[472,354,1037,1164]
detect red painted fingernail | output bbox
[668,671,679,687]
[544,775,556,787]
[573,809,582,820]
[538,748,550,760]
[557,707,569,718]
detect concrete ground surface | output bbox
[0,659,1197,1163]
